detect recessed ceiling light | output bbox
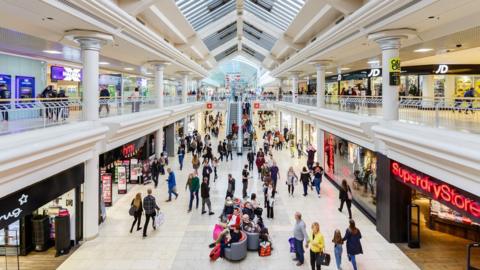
[367,60,379,64]
[326,71,333,74]
[414,48,433,53]
[99,62,110,65]
[340,67,350,71]
[124,67,134,71]
[145,72,152,75]
[43,50,62,54]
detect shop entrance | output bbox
[398,190,480,270]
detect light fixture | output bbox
[43,50,62,54]
[414,48,433,53]
[124,67,134,71]
[340,67,350,71]
[99,62,110,65]
[367,60,379,64]
[326,71,333,74]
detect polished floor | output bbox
[57,132,419,270]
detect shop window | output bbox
[324,132,378,217]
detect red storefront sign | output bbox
[391,162,479,221]
[122,144,135,157]
[206,102,213,110]
[253,102,260,109]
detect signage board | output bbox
[391,161,479,222]
[51,66,82,82]
[130,159,138,184]
[0,74,12,91]
[101,173,112,207]
[117,166,127,194]
[15,76,35,98]
[389,57,401,86]
[434,64,449,74]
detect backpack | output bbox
[259,241,271,257]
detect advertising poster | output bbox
[123,160,130,181]
[130,159,138,184]
[117,166,127,194]
[15,76,35,98]
[101,173,112,207]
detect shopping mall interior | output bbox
[0,0,479,269]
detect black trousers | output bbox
[339,199,352,219]
[310,250,322,270]
[130,213,142,232]
[248,161,254,170]
[266,201,274,218]
[142,213,156,236]
[1,109,8,121]
[288,184,294,195]
[152,173,159,187]
[242,181,248,198]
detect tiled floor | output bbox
[57,132,419,270]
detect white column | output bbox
[291,74,298,104]
[316,128,324,166]
[369,29,415,121]
[84,152,99,240]
[182,73,188,104]
[78,39,102,121]
[421,75,435,108]
[314,61,330,108]
[154,64,166,108]
[156,127,163,158]
[237,101,242,154]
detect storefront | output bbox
[122,75,153,98]
[47,64,82,98]
[324,132,378,219]
[99,73,122,98]
[99,134,156,221]
[0,164,84,256]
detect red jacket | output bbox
[256,157,265,169]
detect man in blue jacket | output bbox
[166,168,179,202]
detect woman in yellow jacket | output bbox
[307,222,325,270]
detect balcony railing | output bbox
[0,95,198,135]
[278,95,480,133]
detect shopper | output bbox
[192,154,200,173]
[247,150,255,171]
[289,140,296,158]
[201,177,214,215]
[130,87,141,112]
[98,87,110,115]
[265,182,274,219]
[212,157,219,181]
[166,168,179,202]
[226,139,233,160]
[185,173,200,212]
[226,174,236,199]
[297,141,303,158]
[332,229,344,270]
[217,141,224,161]
[142,188,160,238]
[202,160,213,185]
[308,222,325,270]
[242,165,249,198]
[286,166,298,196]
[306,145,316,170]
[338,179,353,219]
[343,219,363,270]
[129,193,143,233]
[312,163,324,197]
[300,167,311,196]
[151,158,160,188]
[270,161,280,194]
[178,145,185,171]
[293,212,308,266]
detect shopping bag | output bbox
[288,237,296,253]
[259,241,271,257]
[213,224,224,240]
[155,212,165,227]
[209,243,221,261]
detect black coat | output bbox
[201,182,210,198]
[300,172,311,184]
[343,228,363,255]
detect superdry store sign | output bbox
[391,162,480,222]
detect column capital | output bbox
[64,30,114,51]
[368,28,416,50]
[147,61,170,70]
[177,71,191,78]
[289,71,301,79]
[310,60,332,69]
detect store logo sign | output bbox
[0,194,28,222]
[337,74,342,81]
[122,144,135,157]
[434,65,449,74]
[368,68,381,77]
[391,162,479,219]
[63,67,82,81]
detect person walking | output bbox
[306,145,316,170]
[165,168,179,202]
[343,219,363,270]
[185,173,200,212]
[99,87,110,115]
[289,140,296,158]
[226,174,236,198]
[338,179,353,219]
[151,158,160,188]
[226,139,233,160]
[129,193,143,233]
[286,166,298,197]
[130,87,141,113]
[297,141,303,158]
[212,157,219,181]
[247,150,255,171]
[265,182,274,219]
[270,161,280,194]
[142,188,160,238]
[177,145,185,171]
[201,177,215,215]
[242,165,250,199]
[217,142,224,161]
[300,167,311,196]
[332,229,344,270]
[192,154,200,174]
[312,163,324,197]
[202,160,213,185]
[293,212,308,266]
[308,222,325,270]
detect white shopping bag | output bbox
[155,212,165,227]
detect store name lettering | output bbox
[434,64,449,74]
[0,194,28,222]
[122,144,135,157]
[368,69,380,77]
[63,67,81,82]
[391,162,479,218]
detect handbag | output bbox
[316,252,331,266]
[129,206,136,216]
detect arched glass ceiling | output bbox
[208,55,260,86]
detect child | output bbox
[332,229,344,270]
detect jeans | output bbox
[294,238,305,264]
[334,245,342,270]
[303,182,308,196]
[168,187,178,200]
[242,181,248,198]
[227,151,233,160]
[179,155,184,170]
[201,197,211,212]
[142,213,156,236]
[348,254,357,270]
[310,250,321,270]
[188,190,199,210]
[313,178,321,195]
[248,161,254,170]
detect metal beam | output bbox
[325,0,363,14]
